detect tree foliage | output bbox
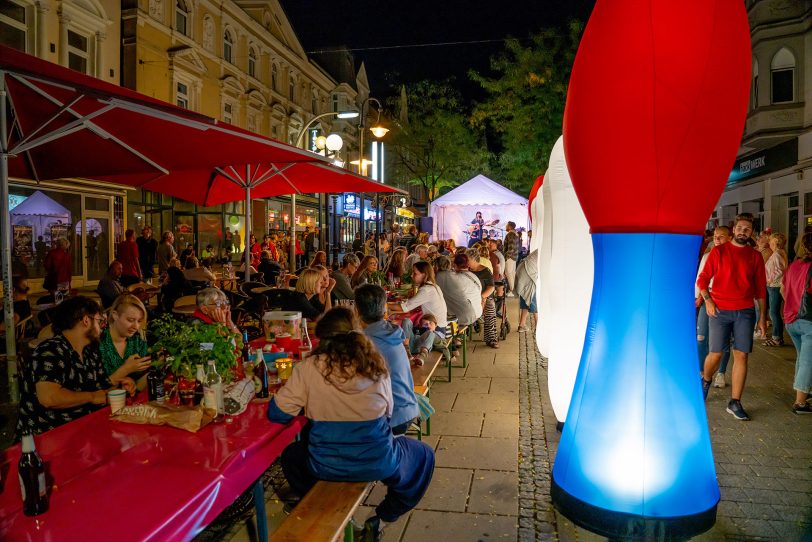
[471,20,583,195]
[388,81,491,203]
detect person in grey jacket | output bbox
[355,284,419,435]
[434,255,482,326]
[332,253,360,301]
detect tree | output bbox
[471,20,584,195]
[388,81,491,203]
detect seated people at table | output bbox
[160,266,191,313]
[398,261,448,330]
[0,276,33,336]
[257,250,282,286]
[405,245,428,272]
[183,256,217,286]
[293,268,330,320]
[355,284,418,435]
[201,243,215,262]
[97,260,126,309]
[179,243,195,269]
[189,288,240,335]
[332,254,360,301]
[247,234,262,268]
[466,248,498,349]
[268,308,435,539]
[100,294,151,384]
[16,297,136,437]
[352,255,380,288]
[385,248,407,282]
[434,255,482,326]
[403,314,441,366]
[312,265,336,314]
[399,224,418,252]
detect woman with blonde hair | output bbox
[100,293,151,383]
[352,255,380,288]
[269,307,435,540]
[288,267,328,319]
[312,264,336,313]
[764,232,789,347]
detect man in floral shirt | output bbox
[16,297,135,437]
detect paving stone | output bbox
[465,361,520,378]
[468,470,519,515]
[435,436,518,471]
[428,410,484,437]
[413,467,473,512]
[401,510,518,541]
[431,376,492,394]
[357,504,410,542]
[427,391,456,412]
[453,392,519,414]
[489,377,520,394]
[482,413,520,439]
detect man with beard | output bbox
[697,213,767,421]
[16,297,135,436]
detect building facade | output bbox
[716,0,811,258]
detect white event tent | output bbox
[430,175,529,247]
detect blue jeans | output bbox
[767,287,784,340]
[401,319,437,354]
[786,319,812,394]
[697,302,731,372]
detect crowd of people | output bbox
[697,214,812,419]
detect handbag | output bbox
[797,263,812,321]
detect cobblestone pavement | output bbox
[519,316,812,542]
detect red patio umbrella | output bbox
[0,45,402,398]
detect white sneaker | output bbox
[712,372,726,388]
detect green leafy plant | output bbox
[149,314,242,382]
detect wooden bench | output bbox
[411,351,443,438]
[269,480,372,542]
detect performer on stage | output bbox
[468,211,485,247]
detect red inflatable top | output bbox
[563,0,751,235]
[528,175,544,219]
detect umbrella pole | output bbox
[0,71,19,402]
[244,186,251,282]
[290,194,296,271]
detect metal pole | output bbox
[244,185,251,282]
[375,193,381,262]
[0,71,19,402]
[358,100,366,247]
[290,194,296,270]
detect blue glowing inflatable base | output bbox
[550,233,718,539]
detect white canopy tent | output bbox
[430,175,529,247]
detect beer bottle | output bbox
[254,350,269,399]
[19,434,48,516]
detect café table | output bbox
[172,302,198,316]
[0,401,306,541]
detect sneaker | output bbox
[792,402,812,415]
[712,372,726,388]
[726,400,750,421]
[517,325,528,333]
[701,377,712,400]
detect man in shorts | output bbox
[697,213,767,420]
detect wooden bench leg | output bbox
[253,479,268,542]
[462,331,468,368]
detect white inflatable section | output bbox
[536,176,553,358]
[528,179,542,254]
[546,137,594,422]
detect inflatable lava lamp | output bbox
[550,0,751,538]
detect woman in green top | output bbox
[100,294,151,385]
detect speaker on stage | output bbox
[418,216,433,234]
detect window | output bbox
[0,0,27,52]
[332,93,339,113]
[271,64,278,91]
[771,48,795,104]
[311,91,317,114]
[289,77,295,101]
[67,30,90,74]
[175,0,188,36]
[751,59,758,110]
[223,30,233,63]
[176,82,189,108]
[223,102,233,124]
[248,47,257,78]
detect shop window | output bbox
[804,192,812,216]
[771,48,795,104]
[198,214,223,258]
[174,199,194,212]
[67,29,90,74]
[175,0,188,36]
[0,0,28,53]
[332,93,339,112]
[85,196,110,212]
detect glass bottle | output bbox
[147,365,165,403]
[299,319,312,359]
[204,359,224,420]
[194,364,205,406]
[254,350,269,399]
[19,434,48,516]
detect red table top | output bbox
[0,402,305,542]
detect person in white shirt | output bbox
[392,261,448,365]
[434,255,482,326]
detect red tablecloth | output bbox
[0,403,305,541]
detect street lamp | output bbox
[290,109,358,268]
[356,97,388,254]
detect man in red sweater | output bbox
[117,229,142,287]
[697,213,767,420]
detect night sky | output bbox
[280,0,596,100]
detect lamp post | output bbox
[355,97,388,255]
[291,110,358,269]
